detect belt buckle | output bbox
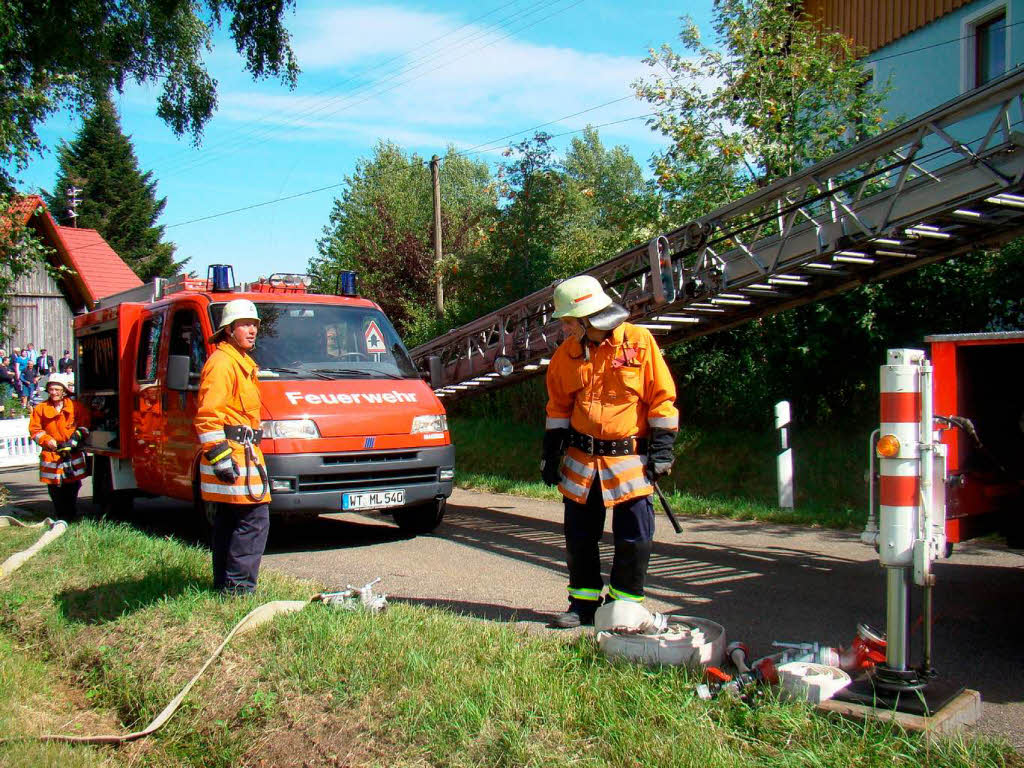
[240,425,254,444]
[583,433,595,454]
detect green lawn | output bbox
[450,416,870,529]
[1,521,1017,767]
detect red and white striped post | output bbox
[877,348,926,673]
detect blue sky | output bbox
[12,1,715,283]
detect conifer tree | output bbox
[46,95,182,280]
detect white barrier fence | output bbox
[0,418,40,469]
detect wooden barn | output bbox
[1,195,142,356]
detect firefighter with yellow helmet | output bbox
[542,275,679,628]
[195,298,271,594]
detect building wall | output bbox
[807,0,973,53]
[865,0,1021,120]
[3,261,75,357]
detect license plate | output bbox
[342,489,405,510]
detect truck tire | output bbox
[91,456,134,519]
[393,498,446,535]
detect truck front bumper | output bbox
[262,444,455,515]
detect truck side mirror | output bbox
[166,355,191,391]
[423,355,443,389]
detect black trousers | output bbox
[211,502,270,593]
[564,478,655,605]
[47,482,82,520]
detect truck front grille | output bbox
[322,451,418,465]
[298,466,438,492]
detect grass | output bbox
[450,416,869,529]
[1,520,1020,767]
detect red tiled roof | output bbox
[56,226,142,304]
[4,194,45,225]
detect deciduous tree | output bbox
[310,143,496,345]
[0,0,299,189]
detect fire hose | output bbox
[0,516,68,579]
[2,516,386,746]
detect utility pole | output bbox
[430,155,444,315]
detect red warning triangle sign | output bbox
[364,320,387,353]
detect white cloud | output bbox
[211,3,663,154]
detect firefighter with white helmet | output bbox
[543,275,679,628]
[28,372,90,520]
[195,298,271,594]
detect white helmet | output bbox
[552,275,612,319]
[45,372,74,393]
[218,299,260,331]
[595,600,667,635]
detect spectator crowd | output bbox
[0,342,75,417]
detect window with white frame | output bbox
[962,3,1009,92]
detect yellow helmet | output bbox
[552,275,612,319]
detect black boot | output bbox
[550,599,601,629]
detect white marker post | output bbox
[775,400,794,509]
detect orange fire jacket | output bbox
[545,322,678,506]
[29,399,90,485]
[195,342,271,505]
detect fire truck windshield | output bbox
[208,302,419,380]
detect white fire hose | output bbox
[2,514,386,746]
[0,515,68,580]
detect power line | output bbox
[161,112,653,230]
[161,0,586,179]
[868,19,1024,64]
[164,182,345,229]
[145,0,539,171]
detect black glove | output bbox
[213,458,241,484]
[646,427,676,480]
[55,440,74,454]
[204,441,240,483]
[540,428,568,487]
[68,427,89,448]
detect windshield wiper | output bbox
[310,368,406,380]
[260,366,333,380]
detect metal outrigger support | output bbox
[412,69,1024,398]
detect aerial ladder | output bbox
[411,68,1024,398]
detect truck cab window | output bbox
[136,314,164,381]
[169,309,207,383]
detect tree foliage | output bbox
[0,0,299,190]
[310,142,497,345]
[454,130,660,325]
[636,0,888,222]
[45,95,182,280]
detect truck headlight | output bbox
[262,419,320,439]
[411,414,448,433]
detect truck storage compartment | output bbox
[933,334,1024,544]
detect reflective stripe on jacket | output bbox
[545,322,678,507]
[28,399,89,485]
[195,342,270,505]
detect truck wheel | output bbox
[393,498,446,535]
[91,456,134,520]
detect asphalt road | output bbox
[2,466,1022,749]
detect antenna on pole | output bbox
[66,186,82,227]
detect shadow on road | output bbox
[437,502,1024,707]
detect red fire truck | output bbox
[73,268,454,534]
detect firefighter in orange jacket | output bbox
[196,299,271,594]
[542,275,679,628]
[28,373,89,520]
